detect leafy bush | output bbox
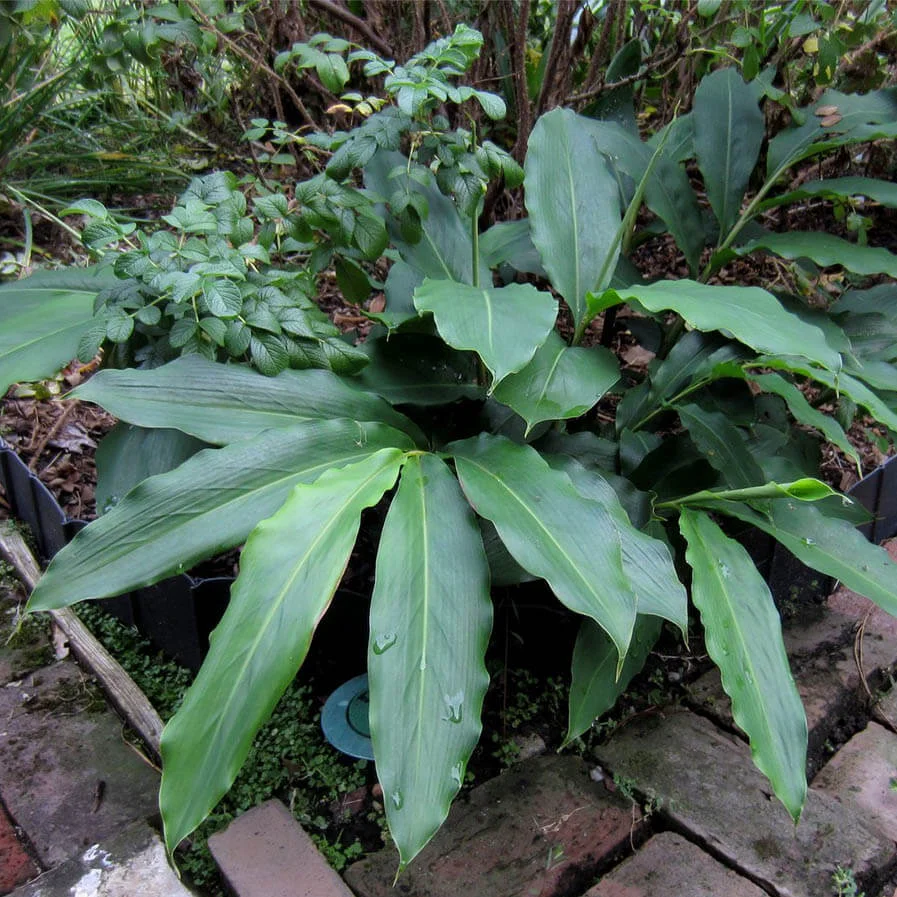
[1,24,520,391]
[64,175,372,377]
[22,28,897,878]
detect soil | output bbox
[0,362,114,522]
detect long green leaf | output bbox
[679,508,807,822]
[549,455,688,633]
[369,455,492,868]
[565,615,662,746]
[364,261,423,332]
[767,89,897,178]
[451,434,636,661]
[677,403,765,489]
[28,420,414,610]
[692,68,764,237]
[160,448,404,852]
[413,280,557,389]
[648,113,695,164]
[73,355,424,445]
[364,151,489,285]
[759,177,897,212]
[0,266,114,392]
[737,232,897,278]
[94,424,206,515]
[492,331,619,434]
[616,331,746,432]
[594,280,842,372]
[752,355,897,432]
[524,107,622,329]
[585,118,704,274]
[743,371,860,468]
[831,282,897,318]
[478,219,546,277]
[699,498,897,618]
[844,358,897,392]
[358,332,482,405]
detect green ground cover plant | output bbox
[74,602,371,892]
[3,16,897,879]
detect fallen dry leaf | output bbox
[621,344,656,368]
[49,422,96,454]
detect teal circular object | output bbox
[321,674,374,760]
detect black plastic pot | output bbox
[0,435,229,671]
[3,433,897,669]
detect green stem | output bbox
[574,122,672,348]
[471,209,480,289]
[700,158,804,283]
[21,209,33,270]
[7,187,83,243]
[655,480,816,510]
[630,376,713,432]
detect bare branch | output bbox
[308,0,393,57]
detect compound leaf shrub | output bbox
[25,42,897,870]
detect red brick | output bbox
[584,832,767,897]
[813,722,897,842]
[594,710,896,897]
[345,756,642,897]
[0,803,38,894]
[208,800,354,897]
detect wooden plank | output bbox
[0,523,163,761]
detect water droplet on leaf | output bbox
[442,690,464,724]
[373,632,398,655]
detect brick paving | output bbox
[0,803,38,896]
[338,541,897,897]
[0,584,185,896]
[344,756,642,897]
[3,540,897,897]
[583,832,769,897]
[208,800,354,897]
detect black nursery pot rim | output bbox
[0,434,230,671]
[3,433,897,669]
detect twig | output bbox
[0,524,164,762]
[27,402,76,472]
[581,0,620,103]
[854,607,875,705]
[184,0,318,131]
[308,0,393,57]
[569,46,681,105]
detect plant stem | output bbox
[6,187,83,243]
[471,209,480,289]
[21,208,33,270]
[630,376,712,431]
[700,156,807,282]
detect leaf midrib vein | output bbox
[459,456,631,643]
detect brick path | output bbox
[336,541,897,897]
[0,583,193,897]
[4,541,897,897]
